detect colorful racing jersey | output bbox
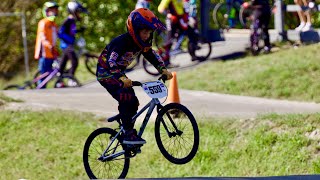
[158,0,185,16]
[34,18,58,59]
[97,33,166,86]
[58,17,77,49]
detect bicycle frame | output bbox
[100,97,162,161]
[35,68,59,89]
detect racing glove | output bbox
[119,76,132,88]
[161,69,173,80]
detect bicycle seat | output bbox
[107,114,121,122]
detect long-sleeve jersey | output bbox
[97,33,166,86]
[58,17,77,49]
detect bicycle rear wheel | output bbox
[54,74,81,88]
[213,3,228,29]
[239,6,252,29]
[84,53,98,76]
[126,54,140,73]
[83,128,130,179]
[142,57,161,76]
[188,40,212,61]
[155,103,199,164]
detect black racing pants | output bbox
[59,46,79,76]
[98,78,139,131]
[252,7,271,47]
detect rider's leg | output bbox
[162,17,173,64]
[59,48,69,75]
[301,0,313,31]
[98,79,146,145]
[68,50,79,76]
[261,8,271,51]
[294,0,307,31]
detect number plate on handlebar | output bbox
[142,81,167,99]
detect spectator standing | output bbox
[34,1,59,88]
[243,0,273,52]
[58,0,87,77]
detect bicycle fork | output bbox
[161,111,183,138]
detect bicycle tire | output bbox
[3,84,23,90]
[213,3,228,29]
[188,40,212,61]
[83,127,130,179]
[84,53,99,76]
[54,74,81,88]
[126,54,141,72]
[155,103,199,164]
[142,57,160,76]
[239,6,252,29]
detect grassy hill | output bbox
[0,110,320,179]
[177,43,320,102]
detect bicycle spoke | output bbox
[83,128,129,179]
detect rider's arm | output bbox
[142,48,166,73]
[105,48,125,78]
[158,0,171,14]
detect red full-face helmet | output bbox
[127,8,166,51]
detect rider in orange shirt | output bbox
[34,1,59,88]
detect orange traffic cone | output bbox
[167,71,180,104]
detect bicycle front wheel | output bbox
[213,3,228,29]
[239,6,252,29]
[188,40,212,61]
[155,103,199,164]
[142,57,160,76]
[84,53,98,76]
[83,128,130,179]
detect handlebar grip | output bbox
[158,74,167,83]
[132,81,142,86]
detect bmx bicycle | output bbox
[83,75,200,179]
[142,23,212,76]
[3,59,81,90]
[213,1,251,30]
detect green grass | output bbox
[177,43,320,102]
[0,92,22,106]
[1,110,320,179]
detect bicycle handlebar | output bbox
[132,81,142,86]
[131,74,168,87]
